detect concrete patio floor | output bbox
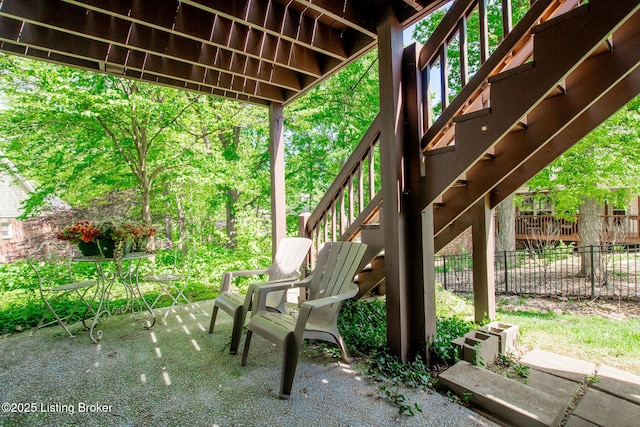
[0,300,496,427]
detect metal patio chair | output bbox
[27,240,99,337]
[144,238,196,322]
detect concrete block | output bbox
[563,415,598,427]
[462,331,499,366]
[522,349,596,383]
[451,336,466,361]
[481,322,519,354]
[439,361,566,427]
[509,367,581,401]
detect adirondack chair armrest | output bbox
[299,283,359,311]
[239,276,307,313]
[252,276,313,313]
[220,267,271,292]
[294,283,359,334]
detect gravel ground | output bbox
[0,300,495,427]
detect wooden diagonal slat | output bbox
[0,17,287,103]
[0,0,316,85]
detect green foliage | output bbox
[0,241,270,334]
[368,353,432,416]
[367,352,434,389]
[0,54,272,252]
[497,309,640,374]
[379,383,423,417]
[338,299,387,354]
[493,352,530,378]
[432,316,478,362]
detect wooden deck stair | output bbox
[432,2,640,251]
[303,0,640,300]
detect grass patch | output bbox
[497,309,640,374]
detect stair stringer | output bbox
[415,0,640,212]
[433,11,640,240]
[434,64,640,252]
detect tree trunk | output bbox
[578,197,601,277]
[219,126,241,250]
[141,180,152,225]
[163,185,173,248]
[225,187,239,250]
[496,194,516,269]
[175,189,186,247]
[496,194,516,252]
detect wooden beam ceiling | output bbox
[0,0,445,106]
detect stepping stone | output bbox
[563,415,598,427]
[592,365,640,405]
[522,349,596,383]
[439,361,566,427]
[508,366,581,401]
[572,388,640,427]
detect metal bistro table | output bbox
[74,252,155,343]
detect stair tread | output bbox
[589,36,614,58]
[360,223,380,230]
[424,145,455,156]
[488,62,534,84]
[532,3,589,34]
[452,107,491,123]
[546,83,566,99]
[439,361,567,427]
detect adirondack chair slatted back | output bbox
[309,241,365,301]
[268,237,312,281]
[302,242,367,325]
[264,237,312,308]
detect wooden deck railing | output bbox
[514,214,640,243]
[300,0,580,256]
[300,115,382,249]
[419,0,578,151]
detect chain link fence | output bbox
[435,244,640,300]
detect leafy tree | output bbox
[0,55,196,222]
[0,55,271,250]
[526,96,640,275]
[284,51,380,227]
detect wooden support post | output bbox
[421,206,437,363]
[471,195,496,323]
[378,9,412,361]
[404,43,436,363]
[269,103,286,258]
[298,212,312,302]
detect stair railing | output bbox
[300,114,382,252]
[300,0,580,261]
[419,0,578,152]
